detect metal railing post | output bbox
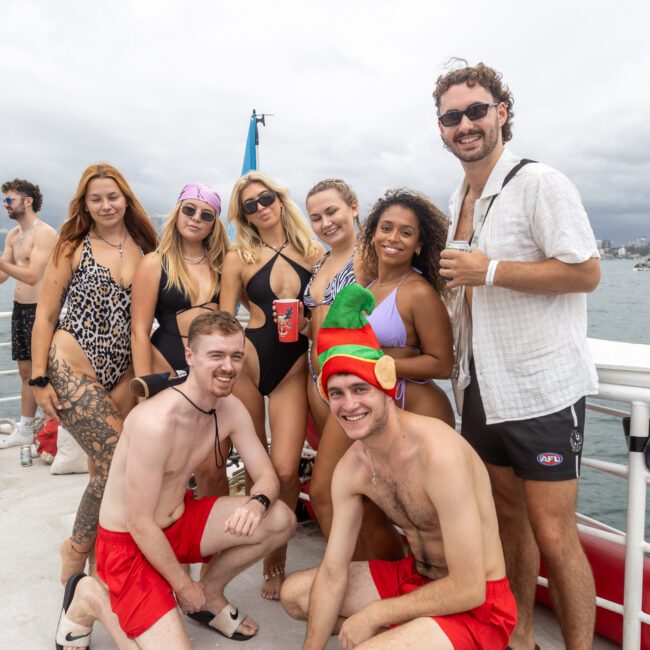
[623,399,649,648]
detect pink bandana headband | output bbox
[177,183,221,215]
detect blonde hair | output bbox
[157,203,229,302]
[306,178,361,232]
[227,171,319,265]
[54,163,157,262]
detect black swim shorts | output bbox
[11,301,37,361]
[461,360,586,481]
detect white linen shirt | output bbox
[448,148,599,424]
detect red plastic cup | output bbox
[274,299,300,343]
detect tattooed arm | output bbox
[31,242,76,418]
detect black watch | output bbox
[28,375,50,387]
[248,493,271,512]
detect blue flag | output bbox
[241,113,257,174]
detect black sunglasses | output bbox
[180,204,216,223]
[242,190,277,216]
[438,102,499,128]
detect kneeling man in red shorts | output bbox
[281,285,517,649]
[55,311,295,649]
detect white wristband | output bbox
[485,260,500,286]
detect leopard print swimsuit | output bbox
[57,235,134,391]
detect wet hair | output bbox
[54,163,157,262]
[432,60,515,143]
[360,189,449,297]
[227,171,319,265]
[1,179,43,212]
[188,311,244,350]
[157,200,229,303]
[306,178,361,232]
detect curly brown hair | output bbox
[360,189,449,298]
[432,61,514,143]
[2,178,43,212]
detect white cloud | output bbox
[1,0,649,241]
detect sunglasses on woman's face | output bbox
[437,102,499,127]
[242,190,277,216]
[180,204,216,223]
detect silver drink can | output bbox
[444,241,470,280]
[446,240,470,252]
[20,444,33,467]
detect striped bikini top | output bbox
[303,247,357,308]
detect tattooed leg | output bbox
[49,347,123,580]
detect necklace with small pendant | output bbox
[367,450,380,488]
[17,220,39,249]
[93,227,128,260]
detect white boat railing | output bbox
[0,310,647,646]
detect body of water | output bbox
[0,258,647,533]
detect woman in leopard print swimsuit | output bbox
[31,163,157,585]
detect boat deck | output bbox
[0,447,620,649]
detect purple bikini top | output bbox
[366,269,420,349]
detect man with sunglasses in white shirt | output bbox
[0,179,57,450]
[435,62,600,650]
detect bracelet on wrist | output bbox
[485,260,500,286]
[28,375,50,387]
[248,493,271,512]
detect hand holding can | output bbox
[273,299,300,343]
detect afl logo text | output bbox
[537,452,564,466]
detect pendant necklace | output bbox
[367,450,380,488]
[94,228,128,260]
[18,220,39,248]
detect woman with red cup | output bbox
[130,182,231,497]
[221,171,323,599]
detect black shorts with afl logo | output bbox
[11,301,37,361]
[461,360,586,481]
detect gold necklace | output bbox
[93,228,128,260]
[367,449,380,488]
[375,269,411,287]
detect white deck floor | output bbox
[0,446,620,649]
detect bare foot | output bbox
[60,538,91,586]
[261,562,285,600]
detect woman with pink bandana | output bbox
[131,183,231,497]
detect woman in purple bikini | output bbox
[309,188,454,556]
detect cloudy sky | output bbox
[2,0,649,243]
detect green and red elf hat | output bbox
[316,283,397,401]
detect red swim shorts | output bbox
[369,555,517,649]
[96,490,218,639]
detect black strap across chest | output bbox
[171,386,225,468]
[469,159,536,247]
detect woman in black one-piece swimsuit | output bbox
[221,171,323,600]
[131,183,231,496]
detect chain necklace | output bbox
[17,220,39,248]
[375,268,412,287]
[182,250,207,265]
[261,238,289,254]
[93,227,128,260]
[367,449,380,488]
